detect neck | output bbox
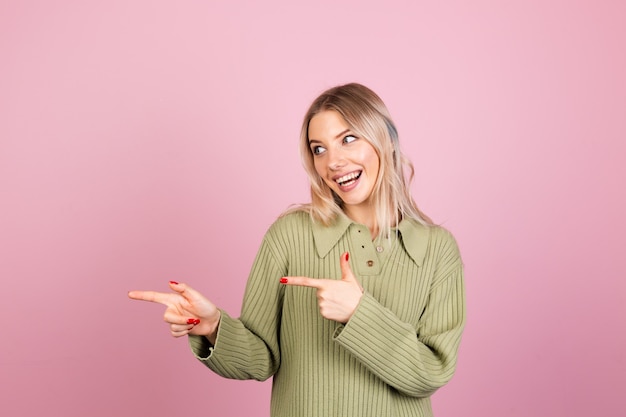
[343,205,379,239]
[343,203,399,241]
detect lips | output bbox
[335,171,362,187]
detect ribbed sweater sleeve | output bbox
[188,235,287,381]
[333,230,465,397]
[335,256,465,397]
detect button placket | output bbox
[350,225,381,276]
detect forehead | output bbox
[308,110,350,140]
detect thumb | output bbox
[340,252,359,285]
[169,281,212,308]
[168,281,197,300]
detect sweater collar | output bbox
[311,213,430,266]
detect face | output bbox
[308,110,380,222]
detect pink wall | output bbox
[1,1,624,416]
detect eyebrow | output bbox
[308,129,352,145]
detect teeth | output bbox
[336,172,361,185]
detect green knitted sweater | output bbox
[189,210,465,417]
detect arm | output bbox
[189,236,287,381]
[333,263,465,397]
[284,227,466,397]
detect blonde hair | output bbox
[290,83,432,239]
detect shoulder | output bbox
[425,224,463,277]
[272,209,312,229]
[429,224,460,253]
[255,210,317,264]
[399,218,462,269]
[264,210,314,242]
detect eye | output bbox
[311,145,326,155]
[343,135,357,144]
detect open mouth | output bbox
[335,171,362,187]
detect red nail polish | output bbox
[187,318,196,324]
[193,319,201,325]
[345,253,349,261]
[169,281,179,285]
[280,278,288,284]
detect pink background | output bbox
[1,1,625,416]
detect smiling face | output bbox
[308,110,380,224]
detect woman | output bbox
[129,83,465,417]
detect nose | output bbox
[327,147,346,171]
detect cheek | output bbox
[355,141,381,175]
[313,159,336,190]
[373,157,381,177]
[313,158,325,178]
[364,151,381,177]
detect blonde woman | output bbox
[129,83,465,417]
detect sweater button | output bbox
[367,260,374,267]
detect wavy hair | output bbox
[289,83,432,239]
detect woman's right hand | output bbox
[128,281,221,344]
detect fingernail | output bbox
[169,281,179,285]
[345,253,349,261]
[187,318,200,325]
[280,278,288,284]
[193,319,201,325]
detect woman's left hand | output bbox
[281,252,363,323]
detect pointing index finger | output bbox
[280,277,327,289]
[128,290,172,305]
